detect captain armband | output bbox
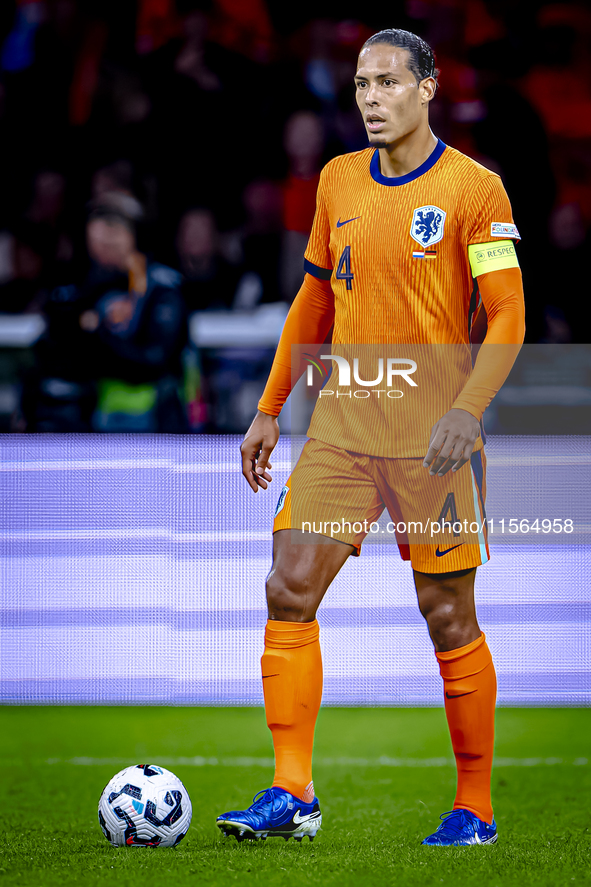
[468,239,519,277]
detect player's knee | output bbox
[421,600,475,649]
[265,567,315,622]
[421,599,455,633]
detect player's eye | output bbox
[382,79,394,86]
[355,80,367,88]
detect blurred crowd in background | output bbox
[0,0,590,433]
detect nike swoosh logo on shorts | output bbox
[435,543,464,557]
[336,216,361,227]
[446,689,477,699]
[292,809,321,825]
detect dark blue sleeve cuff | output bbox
[304,258,332,281]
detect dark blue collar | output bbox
[370,138,446,186]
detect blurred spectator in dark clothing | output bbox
[20,202,188,432]
[25,168,74,268]
[468,38,557,344]
[300,19,363,110]
[519,7,591,343]
[0,220,51,314]
[176,207,241,311]
[27,169,67,228]
[91,159,136,201]
[521,7,591,142]
[18,271,97,432]
[289,18,369,152]
[82,205,188,431]
[232,179,284,309]
[0,168,73,313]
[147,8,268,229]
[208,0,275,65]
[283,111,324,232]
[281,110,324,301]
[173,9,222,91]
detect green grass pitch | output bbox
[1,707,590,887]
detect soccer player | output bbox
[217,28,525,846]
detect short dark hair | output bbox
[361,28,439,86]
[87,206,136,234]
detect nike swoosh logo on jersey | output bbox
[435,543,464,557]
[292,809,321,825]
[336,216,361,227]
[446,689,477,699]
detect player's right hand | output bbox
[240,410,280,493]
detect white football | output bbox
[98,764,192,848]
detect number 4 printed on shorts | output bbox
[336,246,354,290]
[437,492,460,536]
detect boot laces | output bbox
[437,809,476,837]
[250,788,283,815]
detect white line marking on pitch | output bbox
[44,755,588,768]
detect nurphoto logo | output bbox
[306,354,418,399]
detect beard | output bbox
[366,133,393,148]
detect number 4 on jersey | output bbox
[336,246,354,290]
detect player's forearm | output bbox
[257,274,334,416]
[452,267,525,419]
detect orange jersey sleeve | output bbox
[257,273,334,416]
[452,266,525,420]
[466,174,520,246]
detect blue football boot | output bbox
[216,787,322,842]
[421,809,498,846]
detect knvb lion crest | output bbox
[410,205,446,247]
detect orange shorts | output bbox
[273,438,489,574]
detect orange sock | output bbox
[436,632,497,824]
[261,619,322,803]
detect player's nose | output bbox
[365,83,380,104]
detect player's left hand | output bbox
[423,408,480,477]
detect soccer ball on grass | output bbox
[98,764,192,847]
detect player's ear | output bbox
[419,76,437,105]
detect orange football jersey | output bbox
[299,139,521,457]
[304,139,519,343]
